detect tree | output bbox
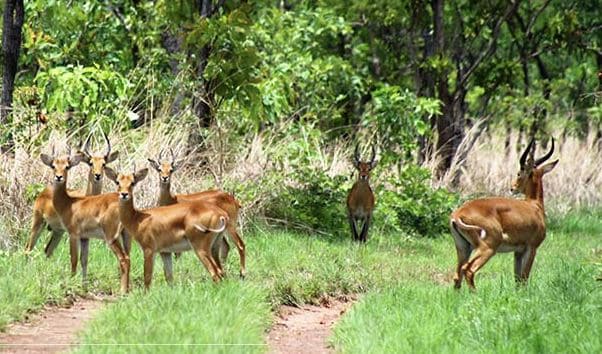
[1,0,24,136]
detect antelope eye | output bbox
[65,166,70,170]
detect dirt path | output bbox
[0,297,106,354]
[267,297,356,354]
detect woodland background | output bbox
[0,0,601,248]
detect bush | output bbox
[376,165,458,237]
[265,168,349,237]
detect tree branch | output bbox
[456,1,521,90]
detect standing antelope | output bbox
[147,149,245,278]
[26,132,119,257]
[347,145,377,243]
[450,138,558,290]
[39,149,130,293]
[105,167,228,289]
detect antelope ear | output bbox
[134,168,149,184]
[172,160,182,172]
[69,153,84,167]
[106,151,119,163]
[40,154,54,168]
[147,159,160,171]
[540,159,559,175]
[77,150,92,164]
[104,167,119,184]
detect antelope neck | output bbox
[524,176,545,209]
[158,181,176,205]
[86,171,103,195]
[52,180,75,213]
[118,196,142,233]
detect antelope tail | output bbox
[194,216,227,233]
[452,217,486,240]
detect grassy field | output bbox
[1,211,600,353]
[333,211,602,353]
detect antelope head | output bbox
[79,131,119,182]
[106,166,149,201]
[147,148,180,185]
[511,137,559,195]
[40,146,84,184]
[353,144,377,181]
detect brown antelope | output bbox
[147,149,245,278]
[105,167,228,289]
[39,148,130,293]
[26,132,119,257]
[347,145,377,243]
[450,138,558,290]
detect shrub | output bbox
[376,165,459,237]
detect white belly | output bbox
[160,240,192,253]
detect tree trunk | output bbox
[432,0,464,180]
[1,0,25,137]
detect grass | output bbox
[1,212,600,353]
[332,219,602,353]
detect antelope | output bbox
[39,148,130,293]
[450,138,558,290]
[26,132,119,257]
[147,149,245,278]
[346,145,377,243]
[105,167,228,289]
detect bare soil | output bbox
[267,296,356,354]
[0,297,106,354]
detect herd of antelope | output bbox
[24,133,558,292]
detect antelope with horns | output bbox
[39,148,130,293]
[147,149,246,278]
[105,167,229,289]
[347,145,377,243]
[450,138,558,290]
[26,132,119,257]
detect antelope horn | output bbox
[102,130,111,158]
[534,137,555,167]
[369,145,376,164]
[354,144,361,164]
[170,148,176,165]
[519,138,535,168]
[158,149,164,162]
[82,132,92,156]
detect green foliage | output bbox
[363,85,440,163]
[376,165,459,237]
[34,65,130,127]
[266,169,349,237]
[24,183,46,204]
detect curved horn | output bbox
[170,148,176,165]
[102,130,111,158]
[354,144,361,164]
[82,133,92,156]
[158,149,164,162]
[534,137,554,167]
[369,145,376,164]
[519,138,535,167]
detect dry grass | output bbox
[444,129,602,213]
[1,115,600,249]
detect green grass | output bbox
[332,224,602,353]
[1,212,600,353]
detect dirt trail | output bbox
[267,297,355,354]
[0,297,105,354]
